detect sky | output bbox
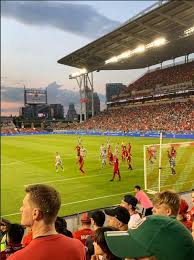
[1,0,158,116]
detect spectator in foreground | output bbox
[152,190,180,217]
[22,227,33,247]
[105,215,194,260]
[92,226,122,260]
[134,185,153,216]
[55,216,73,238]
[0,219,11,252]
[188,189,194,239]
[85,210,105,260]
[1,224,24,260]
[8,184,86,260]
[177,198,192,230]
[104,206,130,231]
[73,213,93,246]
[120,194,141,228]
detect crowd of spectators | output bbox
[1,127,47,135]
[0,185,193,259]
[127,61,194,92]
[69,100,194,133]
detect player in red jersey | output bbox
[127,143,132,154]
[121,146,127,161]
[107,146,114,165]
[126,152,133,170]
[75,145,81,156]
[147,147,154,164]
[77,155,85,175]
[110,155,121,181]
[170,146,176,158]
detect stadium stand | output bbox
[128,61,194,92]
[68,99,193,133]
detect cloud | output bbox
[1,1,120,38]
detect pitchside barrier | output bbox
[1,130,194,139]
[63,190,193,233]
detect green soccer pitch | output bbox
[1,134,193,223]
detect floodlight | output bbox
[146,38,166,49]
[133,45,145,54]
[70,68,88,78]
[184,26,194,36]
[105,56,118,64]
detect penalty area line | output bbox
[24,168,143,186]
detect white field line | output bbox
[1,190,134,218]
[24,168,143,186]
[2,155,143,166]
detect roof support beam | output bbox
[155,11,189,27]
[183,1,194,8]
[133,20,166,36]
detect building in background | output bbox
[49,104,64,119]
[66,103,78,122]
[106,83,127,102]
[86,90,100,118]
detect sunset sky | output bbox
[1,1,159,115]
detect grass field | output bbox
[1,134,194,223]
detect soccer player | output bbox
[115,143,119,156]
[110,155,121,181]
[101,149,107,168]
[127,142,132,154]
[170,146,176,158]
[55,152,64,172]
[77,155,85,175]
[75,144,81,157]
[80,146,87,157]
[151,144,157,160]
[100,144,105,156]
[167,151,176,175]
[108,149,114,165]
[127,152,133,170]
[121,145,127,161]
[147,147,154,164]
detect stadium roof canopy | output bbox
[58,0,194,72]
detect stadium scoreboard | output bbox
[24,88,47,105]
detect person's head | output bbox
[120,194,138,211]
[56,152,59,155]
[55,216,67,232]
[134,185,141,193]
[105,206,130,230]
[90,210,105,228]
[105,215,194,260]
[20,184,61,227]
[6,224,24,244]
[0,218,10,233]
[178,198,189,220]
[55,216,72,238]
[152,190,180,216]
[93,226,121,260]
[80,213,91,226]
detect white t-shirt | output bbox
[128,213,141,229]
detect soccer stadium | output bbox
[1,1,194,259]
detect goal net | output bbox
[144,139,194,194]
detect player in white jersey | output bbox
[55,152,64,172]
[80,146,87,157]
[115,143,119,156]
[101,149,107,168]
[100,144,105,155]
